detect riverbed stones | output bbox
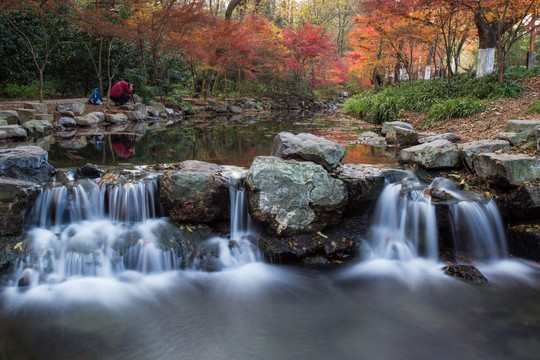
[458,140,510,169]
[0,146,55,183]
[271,132,346,170]
[15,108,36,124]
[105,113,128,124]
[442,264,490,286]
[160,161,229,224]
[75,114,99,126]
[504,119,540,133]
[333,164,385,216]
[386,127,420,146]
[0,177,41,236]
[0,125,27,139]
[0,110,19,125]
[399,140,459,169]
[23,102,48,114]
[245,156,348,236]
[418,133,461,144]
[22,120,53,137]
[381,121,413,135]
[472,153,540,188]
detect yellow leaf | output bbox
[186,226,194,232]
[14,242,23,251]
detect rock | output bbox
[524,128,540,150]
[210,104,228,113]
[56,102,85,116]
[509,183,540,219]
[55,169,70,184]
[507,225,540,261]
[58,117,77,127]
[57,130,78,138]
[229,105,243,114]
[0,110,19,125]
[105,113,128,124]
[58,136,87,150]
[472,153,540,188]
[160,161,229,224]
[75,114,99,126]
[504,119,540,133]
[0,120,6,126]
[381,121,413,135]
[0,146,55,183]
[125,111,145,122]
[400,140,459,169]
[356,131,387,146]
[0,130,7,140]
[386,127,420,146]
[164,108,174,115]
[245,156,348,236]
[0,125,27,139]
[149,102,166,115]
[15,108,36,124]
[74,163,101,180]
[57,110,75,118]
[35,113,54,122]
[271,132,346,170]
[494,132,528,146]
[22,120,53,137]
[333,164,386,216]
[87,112,105,122]
[418,133,461,144]
[0,177,41,236]
[442,264,490,286]
[458,140,510,169]
[24,102,48,114]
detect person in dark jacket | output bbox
[110,79,133,106]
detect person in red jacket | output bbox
[110,79,134,105]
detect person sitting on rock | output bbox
[110,79,134,106]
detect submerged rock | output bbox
[160,161,229,224]
[442,264,490,286]
[271,132,346,170]
[400,140,459,169]
[0,177,41,236]
[0,146,55,183]
[245,156,347,236]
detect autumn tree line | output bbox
[0,0,539,102]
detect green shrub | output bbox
[0,82,60,99]
[424,97,487,125]
[526,99,540,114]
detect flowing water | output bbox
[1,113,540,359]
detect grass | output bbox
[526,99,540,114]
[424,97,487,126]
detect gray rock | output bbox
[87,112,105,122]
[35,113,54,122]
[400,140,459,169]
[57,110,75,118]
[57,129,78,138]
[58,117,77,127]
[357,131,387,146]
[58,136,87,150]
[105,113,128,124]
[229,105,243,114]
[15,108,36,124]
[473,153,540,188]
[245,156,348,236]
[271,132,346,170]
[0,120,6,126]
[149,102,166,114]
[418,133,461,144]
[0,177,41,236]
[458,140,510,169]
[164,108,174,115]
[0,110,19,125]
[507,225,540,261]
[0,125,27,139]
[504,119,540,133]
[56,102,85,116]
[381,121,413,135]
[386,127,420,146]
[24,102,48,114]
[0,146,55,183]
[75,114,99,126]
[160,161,229,224]
[333,164,386,216]
[494,132,528,146]
[442,264,489,286]
[0,130,7,140]
[22,120,53,137]
[74,163,101,180]
[125,111,145,121]
[509,183,540,219]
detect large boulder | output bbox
[245,156,348,236]
[160,161,229,224]
[494,132,528,146]
[15,108,36,124]
[472,153,540,188]
[0,146,55,183]
[0,125,27,139]
[386,127,420,146]
[504,119,540,133]
[399,140,459,169]
[458,140,510,169]
[0,110,19,125]
[509,182,540,219]
[22,120,53,137]
[56,102,85,116]
[381,121,413,135]
[0,177,41,236]
[271,132,346,170]
[74,163,102,180]
[507,225,540,261]
[105,113,128,124]
[333,164,386,216]
[24,102,48,114]
[125,111,145,122]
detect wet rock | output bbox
[245,156,347,236]
[35,113,54,122]
[507,225,540,261]
[87,112,105,122]
[472,153,540,188]
[333,164,385,216]
[23,102,48,114]
[271,132,346,170]
[160,161,229,224]
[0,146,55,183]
[504,119,540,133]
[400,140,459,169]
[57,129,78,138]
[381,121,413,135]
[55,169,70,184]
[442,264,490,286]
[458,140,510,169]
[15,108,36,124]
[58,136,87,150]
[75,114,99,126]
[494,132,528,146]
[74,163,101,180]
[22,120,53,137]
[0,125,27,139]
[125,111,145,122]
[105,113,128,124]
[509,183,540,219]
[386,127,420,146]
[57,117,77,127]
[0,110,19,125]
[56,102,85,116]
[418,133,461,144]
[0,177,41,236]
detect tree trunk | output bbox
[152,47,158,85]
[38,68,44,103]
[475,16,496,77]
[225,0,244,20]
